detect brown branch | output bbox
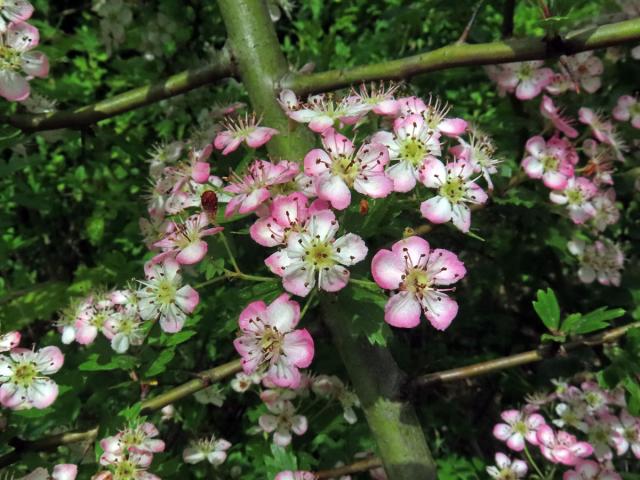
[411,322,640,389]
[316,456,383,479]
[285,17,640,95]
[6,48,235,132]
[0,359,242,469]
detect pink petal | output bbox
[354,172,393,198]
[28,378,59,409]
[371,249,404,290]
[427,249,466,285]
[175,285,199,313]
[384,292,422,328]
[420,196,452,224]
[265,251,291,278]
[6,21,39,51]
[318,265,350,292]
[266,293,301,332]
[333,233,367,266]
[304,148,332,176]
[191,161,210,183]
[438,118,467,137]
[386,161,417,192]
[35,346,64,375]
[246,127,278,148]
[422,292,458,330]
[391,235,431,260]
[238,300,267,330]
[175,241,208,265]
[238,188,271,215]
[21,51,49,78]
[317,175,351,210]
[52,464,78,480]
[419,158,447,188]
[506,433,525,452]
[283,329,315,368]
[0,70,29,101]
[250,216,284,247]
[450,203,471,232]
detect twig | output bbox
[456,0,486,44]
[316,456,383,479]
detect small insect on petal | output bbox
[201,191,219,222]
[359,199,369,215]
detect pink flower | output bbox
[545,72,576,96]
[497,61,554,100]
[371,236,466,330]
[213,113,278,154]
[521,135,575,190]
[183,435,231,466]
[537,425,594,466]
[562,52,604,94]
[585,413,619,461]
[249,193,329,247]
[224,160,299,217]
[258,399,307,446]
[567,239,624,287]
[591,189,620,232]
[0,1,33,33]
[396,96,468,136]
[493,409,546,451]
[486,452,527,479]
[303,128,393,209]
[21,464,78,480]
[449,128,500,190]
[540,95,578,138]
[549,177,597,224]
[152,212,223,265]
[0,22,48,101]
[372,114,442,192]
[346,82,400,116]
[137,260,200,333]
[274,471,316,480]
[612,95,640,129]
[233,294,314,388]
[100,422,165,458]
[96,451,159,480]
[612,409,640,458]
[563,460,621,480]
[0,331,20,352]
[279,89,368,133]
[578,109,627,159]
[265,211,367,297]
[0,345,64,409]
[419,159,488,233]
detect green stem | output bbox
[219,232,241,273]
[300,289,317,320]
[224,269,275,283]
[349,278,379,289]
[523,444,545,479]
[284,17,640,95]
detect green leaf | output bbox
[145,348,175,377]
[623,376,640,416]
[532,288,561,332]
[541,333,566,343]
[562,307,625,335]
[78,353,138,372]
[160,330,197,347]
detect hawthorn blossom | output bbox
[0,345,64,409]
[311,375,360,424]
[550,177,597,224]
[224,160,299,217]
[103,310,145,354]
[497,61,554,100]
[230,371,262,393]
[371,236,466,330]
[582,139,615,186]
[303,128,392,209]
[152,212,223,265]
[540,95,578,138]
[95,451,159,480]
[265,211,367,296]
[537,425,594,466]
[147,141,184,179]
[563,460,621,480]
[214,113,278,155]
[346,82,400,116]
[568,239,624,287]
[554,402,589,432]
[486,452,527,480]
[137,260,200,333]
[0,331,20,351]
[521,135,576,190]
[183,435,231,466]
[396,96,468,136]
[611,409,640,457]
[419,159,488,233]
[372,114,441,192]
[612,95,640,129]
[100,422,165,458]
[578,108,626,159]
[0,22,48,101]
[279,89,368,133]
[233,294,314,389]
[450,128,500,189]
[585,413,618,460]
[493,409,546,451]
[545,72,576,96]
[20,464,78,480]
[591,190,620,232]
[250,193,311,247]
[258,399,308,446]
[274,471,316,480]
[563,52,604,93]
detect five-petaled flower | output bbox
[521,135,576,190]
[183,435,232,466]
[233,293,314,389]
[153,212,224,265]
[214,113,278,155]
[492,409,546,451]
[0,345,64,409]
[258,399,308,446]
[486,452,528,480]
[265,210,367,296]
[371,236,466,330]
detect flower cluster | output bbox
[94,422,165,480]
[491,378,639,478]
[0,1,49,101]
[0,330,64,410]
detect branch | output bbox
[0,359,242,469]
[411,322,640,389]
[316,456,383,479]
[284,17,640,95]
[7,48,235,132]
